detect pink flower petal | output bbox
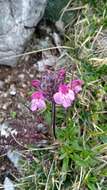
[54,87,75,108]
[62,96,72,108]
[31,91,44,100]
[32,80,40,88]
[37,99,46,110]
[68,90,75,101]
[59,84,68,94]
[70,79,84,94]
[30,92,46,111]
[58,68,66,78]
[53,92,63,104]
[74,86,82,94]
[54,90,74,108]
[30,99,37,111]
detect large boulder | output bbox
[45,0,72,22]
[0,0,47,66]
[45,0,68,21]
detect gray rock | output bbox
[7,149,21,170]
[0,0,47,66]
[45,0,69,22]
[4,177,15,190]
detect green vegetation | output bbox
[17,1,107,189]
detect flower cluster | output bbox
[31,92,46,112]
[30,69,83,111]
[53,84,75,108]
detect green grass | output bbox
[17,1,107,189]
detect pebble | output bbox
[36,55,57,72]
[5,75,12,83]
[7,149,21,170]
[0,117,4,123]
[3,93,8,98]
[36,140,48,147]
[9,84,17,96]
[29,74,34,78]
[36,123,48,134]
[44,55,57,66]
[24,55,30,62]
[18,74,25,80]
[22,83,27,88]
[36,60,45,72]
[55,20,65,34]
[0,80,4,90]
[2,102,12,110]
[17,103,22,109]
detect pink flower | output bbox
[31,80,40,88]
[30,92,46,112]
[70,79,84,94]
[53,84,75,108]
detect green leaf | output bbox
[62,157,69,173]
[44,110,51,125]
[10,111,17,119]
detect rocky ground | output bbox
[0,60,36,123]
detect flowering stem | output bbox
[64,109,67,127]
[52,101,56,139]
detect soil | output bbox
[0,60,36,122]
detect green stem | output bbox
[52,101,56,139]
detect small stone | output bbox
[22,83,27,88]
[44,55,57,66]
[17,104,21,109]
[18,74,25,80]
[36,123,48,134]
[0,117,4,123]
[29,74,34,78]
[55,20,65,34]
[0,80,4,90]
[37,140,48,147]
[5,75,12,83]
[9,84,17,96]
[24,55,30,62]
[3,93,8,98]
[0,123,9,138]
[7,149,21,170]
[36,55,57,72]
[36,60,45,72]
[52,32,61,47]
[2,102,11,110]
[55,53,71,70]
[52,32,62,53]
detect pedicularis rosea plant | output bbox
[30,69,83,138]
